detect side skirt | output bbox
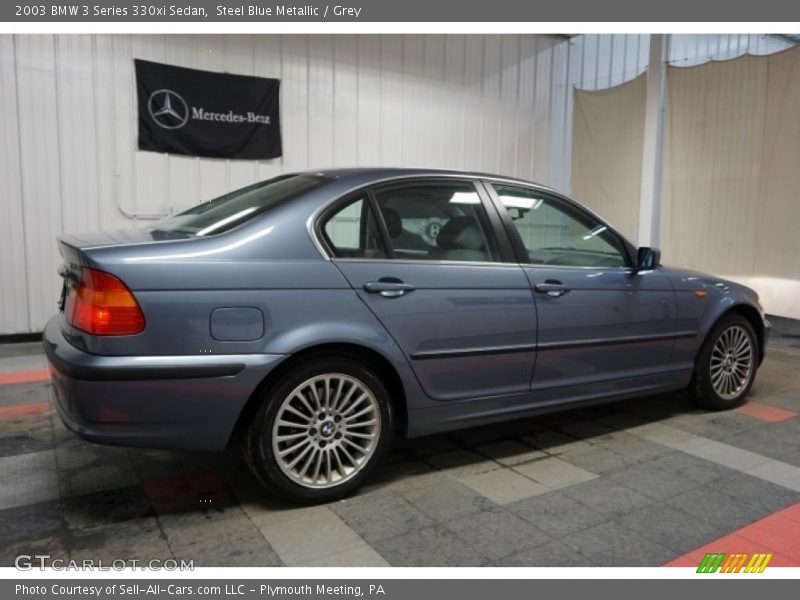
[405,369,692,438]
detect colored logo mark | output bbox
[696,552,773,573]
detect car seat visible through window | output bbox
[427,217,489,262]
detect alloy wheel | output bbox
[271,373,381,489]
[709,325,754,401]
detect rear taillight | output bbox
[65,268,145,336]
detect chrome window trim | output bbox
[334,257,648,275]
[482,179,638,268]
[306,172,561,262]
[331,257,524,268]
[307,210,334,261]
[524,264,636,273]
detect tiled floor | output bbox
[0,318,799,567]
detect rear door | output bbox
[320,178,538,402]
[485,182,678,392]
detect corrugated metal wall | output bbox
[0,34,574,335]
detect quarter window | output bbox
[322,197,387,259]
[492,184,630,268]
[373,181,499,263]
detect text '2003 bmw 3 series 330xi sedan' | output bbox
[44,168,770,503]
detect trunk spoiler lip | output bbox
[56,230,208,256]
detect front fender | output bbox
[666,266,767,364]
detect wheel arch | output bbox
[706,303,766,365]
[229,342,408,446]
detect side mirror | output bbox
[636,247,661,272]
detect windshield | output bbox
[152,174,330,236]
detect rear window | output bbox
[152,174,330,236]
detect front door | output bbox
[486,182,678,393]
[320,179,537,402]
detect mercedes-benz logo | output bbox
[147,89,189,130]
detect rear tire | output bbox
[243,356,393,504]
[689,314,758,410]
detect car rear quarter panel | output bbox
[67,186,432,418]
[66,262,349,356]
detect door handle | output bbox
[534,280,571,298]
[363,281,416,298]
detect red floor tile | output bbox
[0,401,51,421]
[736,402,797,423]
[737,515,800,561]
[663,502,800,568]
[774,503,800,525]
[760,554,797,567]
[0,369,50,386]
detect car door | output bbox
[485,181,678,393]
[319,178,537,402]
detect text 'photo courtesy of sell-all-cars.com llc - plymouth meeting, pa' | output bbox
[44,167,770,503]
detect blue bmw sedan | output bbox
[44,168,769,502]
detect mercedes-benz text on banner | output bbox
[135,59,281,159]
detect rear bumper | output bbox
[43,316,283,451]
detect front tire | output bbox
[689,314,758,410]
[243,356,393,504]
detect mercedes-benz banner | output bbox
[135,59,282,159]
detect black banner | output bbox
[135,59,281,159]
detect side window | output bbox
[492,184,630,268]
[373,181,499,263]
[322,196,387,259]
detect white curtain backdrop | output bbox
[571,74,646,241]
[572,47,800,318]
[663,46,800,319]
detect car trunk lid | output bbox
[59,226,192,250]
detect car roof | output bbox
[295,167,559,193]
